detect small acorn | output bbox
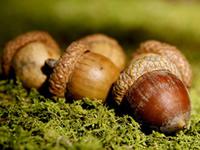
[133,40,192,87]
[1,31,61,89]
[112,53,191,133]
[48,41,119,102]
[79,34,126,71]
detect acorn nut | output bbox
[79,34,126,71]
[112,53,191,133]
[48,41,119,102]
[133,40,192,87]
[1,31,61,89]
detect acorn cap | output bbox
[2,31,60,76]
[133,40,192,87]
[80,33,120,47]
[112,53,182,105]
[49,41,90,97]
[79,33,126,71]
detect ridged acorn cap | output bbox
[48,41,90,97]
[112,53,182,104]
[133,40,192,87]
[79,34,126,71]
[2,31,60,76]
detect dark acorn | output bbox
[112,53,191,133]
[126,70,190,133]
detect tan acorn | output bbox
[1,31,61,89]
[112,53,191,133]
[48,41,119,102]
[133,40,192,87]
[79,34,126,71]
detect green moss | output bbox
[0,54,200,150]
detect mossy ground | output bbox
[0,47,200,150]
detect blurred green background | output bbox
[1,0,200,50]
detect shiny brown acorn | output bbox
[112,53,191,133]
[79,34,126,71]
[1,31,61,89]
[48,41,119,102]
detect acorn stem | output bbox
[45,58,58,69]
[42,59,58,76]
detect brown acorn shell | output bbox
[48,41,89,97]
[133,40,192,87]
[2,31,60,76]
[67,51,119,101]
[80,34,126,71]
[126,70,191,133]
[112,53,182,104]
[49,41,120,101]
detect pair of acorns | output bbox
[1,31,192,134]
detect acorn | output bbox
[112,53,191,133]
[133,40,192,87]
[79,34,126,71]
[1,31,61,89]
[48,41,119,102]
